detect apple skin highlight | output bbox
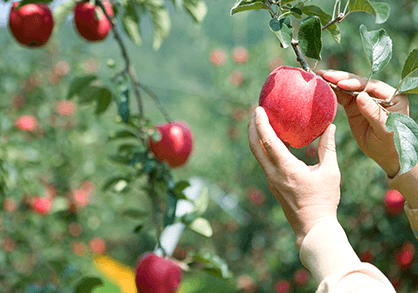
[259,66,337,148]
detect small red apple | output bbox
[4,198,18,213]
[74,0,113,42]
[210,49,226,66]
[135,252,182,293]
[259,66,337,148]
[293,268,310,286]
[275,279,290,293]
[55,100,76,116]
[89,237,106,254]
[229,70,245,86]
[31,196,52,215]
[396,242,415,269]
[15,115,38,132]
[384,189,405,216]
[360,249,375,262]
[149,121,193,168]
[8,1,54,48]
[232,47,249,64]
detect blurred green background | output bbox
[2,0,418,292]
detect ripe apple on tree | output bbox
[31,196,52,215]
[135,252,182,293]
[15,115,38,132]
[74,0,113,42]
[8,1,54,48]
[259,66,337,148]
[384,189,405,216]
[149,121,193,168]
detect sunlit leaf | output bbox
[298,16,322,60]
[183,0,207,23]
[269,18,293,49]
[349,0,390,24]
[401,49,418,79]
[188,217,213,237]
[75,277,104,293]
[230,0,268,15]
[399,77,418,94]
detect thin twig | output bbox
[322,13,344,31]
[136,82,172,123]
[291,40,312,73]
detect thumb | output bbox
[318,124,338,168]
[356,91,388,135]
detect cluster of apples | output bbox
[8,0,113,48]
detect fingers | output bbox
[248,107,295,172]
[317,124,338,169]
[356,92,389,136]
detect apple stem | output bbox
[291,40,312,73]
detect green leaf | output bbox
[399,77,418,94]
[183,0,207,23]
[78,86,104,104]
[349,0,390,24]
[102,176,131,191]
[189,251,230,279]
[53,1,76,35]
[298,16,322,61]
[188,217,213,237]
[385,113,418,176]
[133,224,144,233]
[95,88,112,114]
[359,25,392,75]
[67,76,98,99]
[75,277,104,293]
[147,2,171,50]
[401,49,418,79]
[301,5,340,44]
[269,18,293,49]
[17,0,53,7]
[170,180,191,200]
[164,193,178,226]
[109,130,138,140]
[122,209,148,218]
[230,0,269,15]
[122,0,142,46]
[192,187,209,217]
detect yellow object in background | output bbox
[93,255,137,293]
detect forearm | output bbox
[386,163,418,209]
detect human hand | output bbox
[248,106,341,250]
[317,70,409,178]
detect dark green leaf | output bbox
[75,277,104,293]
[301,5,340,44]
[188,217,213,237]
[290,7,302,18]
[67,76,97,100]
[298,16,322,61]
[385,113,418,175]
[118,86,130,123]
[401,49,418,79]
[128,151,147,166]
[122,1,142,46]
[183,0,207,23]
[95,88,112,115]
[171,180,191,195]
[17,0,53,7]
[122,209,148,218]
[230,0,269,15]
[164,193,178,226]
[269,18,293,49]
[78,86,104,104]
[359,25,392,74]
[133,224,144,233]
[399,77,418,94]
[109,130,138,140]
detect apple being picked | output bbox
[135,252,182,293]
[149,121,193,168]
[8,2,54,48]
[259,66,337,148]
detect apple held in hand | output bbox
[149,121,193,168]
[8,2,54,48]
[74,0,113,42]
[259,66,337,148]
[136,252,182,293]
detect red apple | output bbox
[229,70,244,86]
[89,237,106,254]
[15,115,38,132]
[31,196,52,215]
[56,100,76,116]
[149,121,193,168]
[135,252,182,293]
[232,47,249,64]
[8,2,54,48]
[384,189,405,216]
[74,0,113,42]
[293,268,310,286]
[396,242,415,269]
[259,66,337,148]
[210,49,226,66]
[275,279,290,293]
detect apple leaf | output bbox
[398,77,418,94]
[359,25,392,75]
[298,16,322,61]
[122,209,148,218]
[188,217,213,237]
[102,176,132,191]
[67,76,98,100]
[269,18,293,49]
[75,277,104,293]
[300,5,340,44]
[183,0,207,23]
[349,0,390,24]
[78,86,105,104]
[401,49,418,79]
[146,1,171,50]
[230,0,269,16]
[164,193,178,226]
[385,113,418,176]
[109,130,138,141]
[17,0,53,8]
[53,0,76,36]
[122,1,142,46]
[170,180,191,200]
[95,87,112,115]
[114,81,130,123]
[189,251,230,279]
[192,187,209,216]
